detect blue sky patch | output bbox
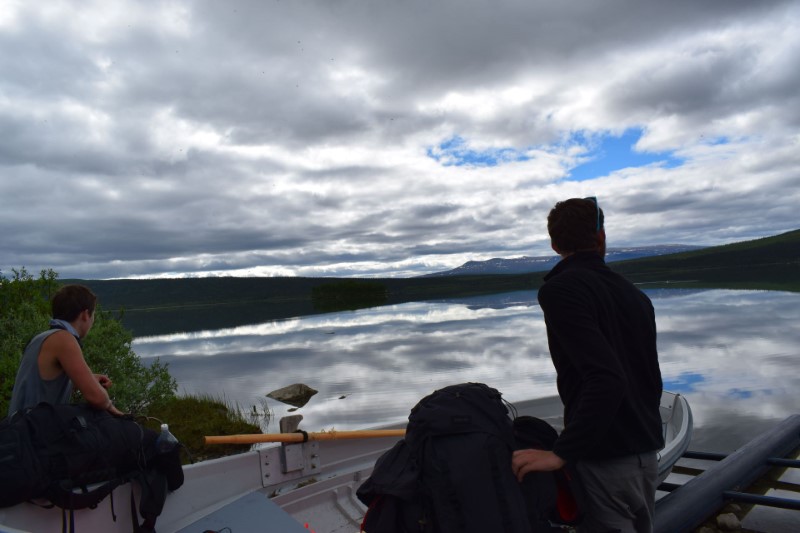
[426,136,531,167]
[565,128,683,182]
[663,372,705,393]
[427,128,683,176]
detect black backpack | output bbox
[355,439,425,532]
[357,383,585,533]
[0,403,184,532]
[358,383,532,533]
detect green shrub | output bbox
[81,308,176,414]
[0,268,59,414]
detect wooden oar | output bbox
[204,429,406,445]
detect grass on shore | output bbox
[143,393,266,464]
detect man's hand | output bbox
[94,374,113,389]
[512,449,566,481]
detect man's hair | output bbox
[547,198,605,254]
[51,284,97,322]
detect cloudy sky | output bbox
[2,1,798,280]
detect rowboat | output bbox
[0,391,692,533]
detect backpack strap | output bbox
[126,467,168,533]
[61,507,72,533]
[48,477,125,510]
[129,485,157,533]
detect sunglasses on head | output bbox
[584,196,601,232]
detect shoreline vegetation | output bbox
[69,228,798,338]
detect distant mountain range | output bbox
[75,229,797,337]
[422,245,703,277]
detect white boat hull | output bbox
[0,392,692,533]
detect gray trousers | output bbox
[575,451,659,533]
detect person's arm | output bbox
[45,332,124,415]
[512,449,565,481]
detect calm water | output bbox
[133,288,800,454]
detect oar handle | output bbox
[204,429,406,445]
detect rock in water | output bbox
[267,383,319,408]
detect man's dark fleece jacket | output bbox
[538,251,664,463]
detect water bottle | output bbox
[155,423,179,453]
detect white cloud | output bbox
[1,0,798,279]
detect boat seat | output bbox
[176,491,308,533]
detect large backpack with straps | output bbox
[357,383,585,533]
[0,402,183,532]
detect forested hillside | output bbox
[611,229,800,290]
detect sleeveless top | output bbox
[7,329,74,417]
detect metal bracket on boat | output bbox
[259,440,321,487]
[257,416,323,486]
[280,441,321,474]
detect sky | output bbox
[1,0,799,280]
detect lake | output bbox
[133,288,800,455]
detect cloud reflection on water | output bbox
[133,289,800,451]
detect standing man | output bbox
[8,284,124,417]
[512,198,664,532]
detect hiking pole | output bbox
[204,429,406,445]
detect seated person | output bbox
[8,284,124,417]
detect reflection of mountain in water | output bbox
[434,287,714,310]
[430,290,538,310]
[639,288,712,299]
[121,299,322,338]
